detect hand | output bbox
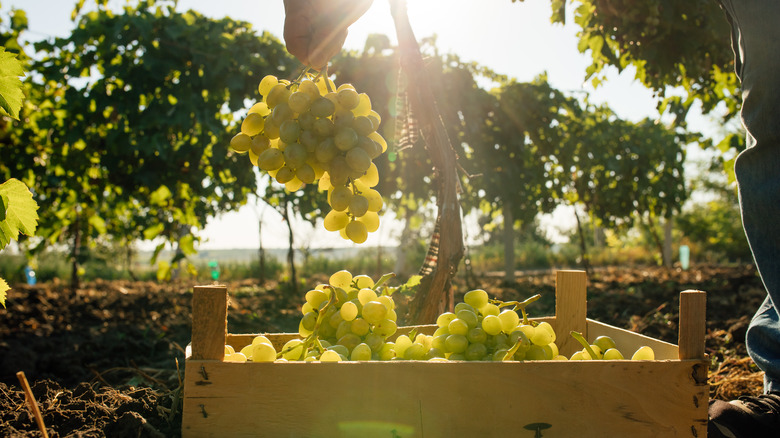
[283,0,374,70]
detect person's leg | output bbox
[709,2,780,435]
[719,0,780,392]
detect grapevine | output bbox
[229,71,386,244]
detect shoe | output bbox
[708,392,780,438]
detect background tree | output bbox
[12,0,296,286]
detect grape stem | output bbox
[277,286,338,359]
[502,336,526,362]
[570,331,600,360]
[492,294,541,325]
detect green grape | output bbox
[404,343,428,360]
[603,348,625,360]
[337,87,360,110]
[583,344,602,360]
[444,334,468,354]
[251,335,273,346]
[456,309,478,328]
[305,289,328,308]
[454,302,476,314]
[465,343,487,361]
[498,310,520,333]
[282,339,304,361]
[353,275,375,289]
[631,346,655,360]
[323,209,349,232]
[432,335,447,352]
[594,335,618,352]
[358,163,379,187]
[394,335,413,358]
[224,352,248,362]
[330,270,353,288]
[248,101,271,117]
[329,186,352,212]
[336,321,352,339]
[258,74,278,96]
[288,91,313,113]
[467,327,488,344]
[315,76,336,96]
[329,310,344,329]
[313,117,335,137]
[250,135,271,155]
[275,166,295,184]
[437,312,457,328]
[334,127,359,151]
[363,189,383,213]
[526,345,551,361]
[367,110,381,127]
[350,343,372,361]
[362,301,388,324]
[230,133,252,153]
[348,195,369,217]
[374,318,397,337]
[448,318,469,336]
[296,164,316,184]
[252,343,276,362]
[357,211,380,233]
[345,220,368,244]
[333,109,355,128]
[357,288,377,305]
[379,342,395,360]
[338,333,362,353]
[363,333,384,352]
[328,156,352,186]
[357,136,382,159]
[310,97,336,118]
[283,142,308,168]
[350,318,370,337]
[239,344,253,360]
[285,177,304,192]
[265,83,291,108]
[464,289,489,309]
[479,303,501,317]
[508,330,531,355]
[298,79,320,99]
[353,93,372,116]
[345,147,371,173]
[279,120,301,144]
[314,137,338,164]
[531,321,556,345]
[271,102,294,126]
[570,351,586,360]
[339,301,358,321]
[352,115,375,137]
[320,350,341,362]
[263,117,280,139]
[241,112,265,137]
[368,131,387,153]
[481,315,502,336]
[257,148,285,171]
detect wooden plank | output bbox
[586,319,679,360]
[182,359,707,438]
[191,285,228,361]
[678,290,707,360]
[554,270,588,357]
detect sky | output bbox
[3,0,732,251]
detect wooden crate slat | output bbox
[183,359,707,438]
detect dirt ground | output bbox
[0,265,766,437]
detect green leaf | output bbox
[0,277,8,308]
[0,178,39,250]
[0,47,25,120]
[156,261,171,282]
[179,233,197,256]
[150,185,172,206]
[0,194,6,221]
[143,223,165,240]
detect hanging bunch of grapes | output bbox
[230,73,386,244]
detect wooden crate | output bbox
[182,270,709,438]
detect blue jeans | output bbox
[718,0,780,393]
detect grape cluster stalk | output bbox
[229,73,386,244]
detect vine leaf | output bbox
[0,278,8,308]
[0,47,25,120]
[0,178,39,250]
